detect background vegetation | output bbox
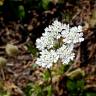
[0,0,96,96]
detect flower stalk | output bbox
[47,68,53,94]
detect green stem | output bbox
[47,68,52,93]
[47,68,52,83]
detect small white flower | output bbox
[35,20,84,68]
[61,26,84,44]
[57,44,75,64]
[36,50,59,68]
[78,25,82,32]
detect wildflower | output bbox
[61,26,84,44]
[35,20,84,68]
[57,44,75,64]
[36,50,59,68]
[36,20,66,50]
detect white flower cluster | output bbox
[36,20,84,68]
[36,50,59,68]
[36,20,65,50]
[57,44,75,64]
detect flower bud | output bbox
[5,44,19,57]
[0,57,7,68]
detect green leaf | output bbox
[86,92,96,96]
[76,80,84,91]
[41,0,50,10]
[66,79,85,91]
[43,70,51,81]
[17,5,25,19]
[23,83,33,96]
[43,85,52,96]
[24,83,44,96]
[58,64,65,75]
[46,85,52,96]
[27,44,38,56]
[0,90,10,96]
[32,64,38,69]
[66,79,77,91]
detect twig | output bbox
[1,68,5,80]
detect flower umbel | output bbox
[36,50,59,68]
[36,20,84,68]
